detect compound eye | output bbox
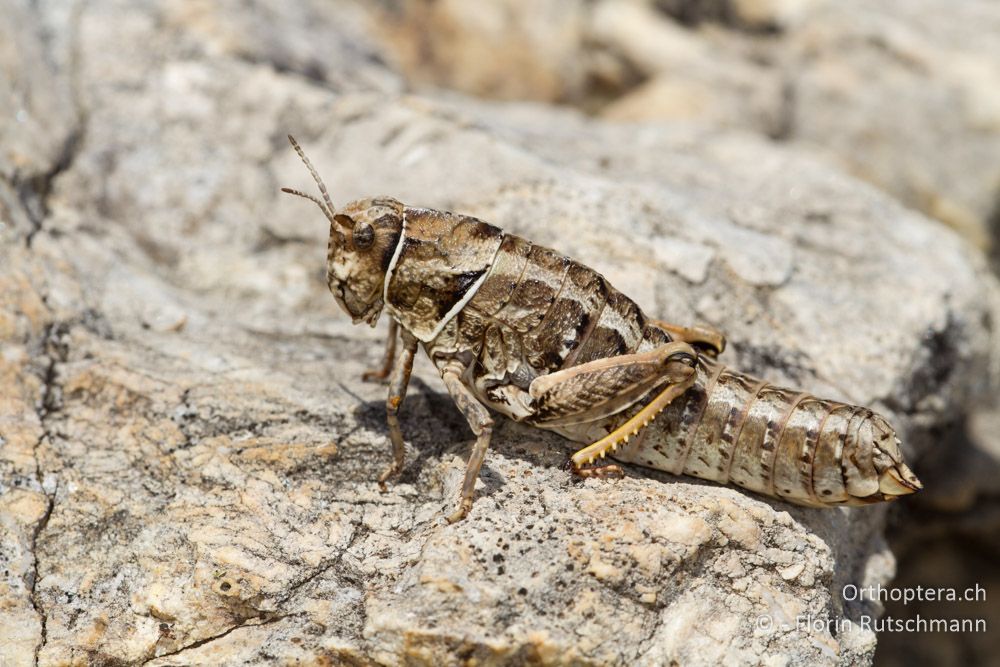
[353,221,374,250]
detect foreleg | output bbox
[378,329,418,487]
[363,319,399,382]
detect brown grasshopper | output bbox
[281,136,922,522]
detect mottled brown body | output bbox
[408,218,916,507]
[282,135,922,521]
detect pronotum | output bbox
[281,135,922,522]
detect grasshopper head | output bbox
[326,197,404,325]
[281,136,403,326]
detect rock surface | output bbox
[373,0,1000,254]
[1,1,998,665]
[874,405,1000,667]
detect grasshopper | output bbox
[281,136,922,522]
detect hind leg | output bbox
[566,459,625,479]
[528,341,698,427]
[568,375,696,469]
[651,320,726,357]
[525,342,698,473]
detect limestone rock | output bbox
[875,404,1000,667]
[783,0,1000,252]
[370,0,1000,252]
[372,0,590,103]
[600,0,1000,251]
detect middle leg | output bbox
[440,361,495,523]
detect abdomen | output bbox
[607,358,921,507]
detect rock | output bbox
[874,403,1000,667]
[783,0,1000,253]
[1,1,998,666]
[368,0,1000,253]
[593,0,785,134]
[601,0,1000,252]
[373,0,590,103]
[0,0,81,240]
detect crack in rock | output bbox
[140,614,287,665]
[27,319,72,667]
[21,0,89,249]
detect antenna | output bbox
[281,135,349,230]
[280,187,331,217]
